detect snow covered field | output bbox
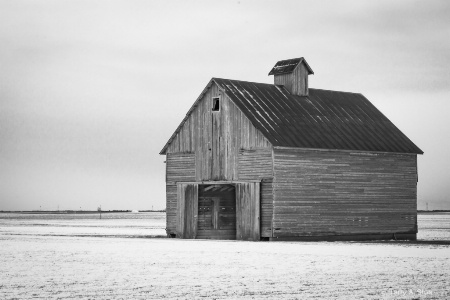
[1,212,449,299]
[0,212,166,238]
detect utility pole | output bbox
[426,202,429,211]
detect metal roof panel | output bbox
[213,78,423,154]
[268,57,314,75]
[160,77,423,155]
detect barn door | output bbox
[176,183,198,239]
[236,182,260,241]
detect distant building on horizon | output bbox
[160,57,423,241]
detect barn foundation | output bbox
[270,233,417,242]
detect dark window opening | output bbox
[212,97,220,111]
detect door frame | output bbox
[176,180,261,240]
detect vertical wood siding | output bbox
[176,183,198,239]
[273,148,418,237]
[197,185,237,240]
[165,82,271,181]
[164,82,274,236]
[274,62,309,96]
[238,148,274,237]
[260,179,274,237]
[236,182,261,241]
[166,153,196,233]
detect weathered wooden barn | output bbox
[160,57,423,241]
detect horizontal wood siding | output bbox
[273,148,418,237]
[238,148,273,180]
[166,153,196,234]
[166,153,196,184]
[238,148,274,237]
[165,184,177,234]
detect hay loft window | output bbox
[212,97,220,111]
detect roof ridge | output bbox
[268,57,314,75]
[213,77,275,87]
[309,88,363,95]
[214,78,362,95]
[161,77,423,155]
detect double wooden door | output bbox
[176,182,260,240]
[197,185,236,239]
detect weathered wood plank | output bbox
[238,149,273,237]
[165,82,271,181]
[166,153,196,234]
[164,82,275,239]
[274,62,309,96]
[272,148,418,237]
[236,182,261,241]
[198,185,236,234]
[176,183,198,239]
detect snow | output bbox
[0,212,166,238]
[1,212,449,299]
[417,213,450,241]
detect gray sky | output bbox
[1,0,449,211]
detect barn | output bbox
[160,57,423,241]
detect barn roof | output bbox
[268,57,314,75]
[160,78,423,155]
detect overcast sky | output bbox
[1,0,449,211]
